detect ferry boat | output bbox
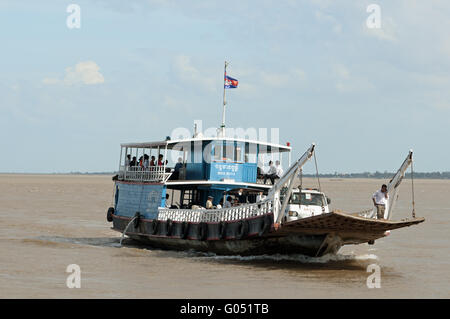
[107,64,424,257]
[107,134,425,256]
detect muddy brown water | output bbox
[0,174,448,298]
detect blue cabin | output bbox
[113,135,291,220]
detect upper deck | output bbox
[117,136,291,185]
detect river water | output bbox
[0,174,448,298]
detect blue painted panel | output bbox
[115,182,166,219]
[242,163,257,183]
[186,163,205,180]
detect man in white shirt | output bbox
[256,191,266,202]
[264,161,277,184]
[275,160,283,178]
[372,184,389,219]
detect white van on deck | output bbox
[284,188,331,221]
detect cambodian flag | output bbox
[224,75,238,89]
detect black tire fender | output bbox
[149,219,159,235]
[166,219,173,236]
[107,207,114,222]
[133,212,141,228]
[180,222,189,239]
[198,222,208,241]
[258,214,272,237]
[236,220,249,240]
[218,221,227,240]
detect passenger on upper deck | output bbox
[130,156,137,167]
[150,156,156,166]
[158,154,164,166]
[125,154,131,167]
[143,154,149,168]
[163,160,171,173]
[257,165,265,179]
[171,157,183,180]
[275,160,283,179]
[264,161,277,184]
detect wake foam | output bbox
[194,252,378,264]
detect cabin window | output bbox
[223,143,234,162]
[192,141,202,164]
[235,145,242,162]
[244,143,257,163]
[186,143,192,163]
[212,142,246,163]
[213,143,222,161]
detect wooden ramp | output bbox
[273,210,425,238]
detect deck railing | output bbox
[157,198,274,223]
[118,166,172,183]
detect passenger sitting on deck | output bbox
[165,193,171,208]
[216,198,223,209]
[224,196,233,208]
[256,191,266,202]
[232,198,240,206]
[257,166,265,179]
[158,154,164,166]
[191,201,204,210]
[237,188,247,204]
[275,160,283,180]
[264,161,277,184]
[164,160,171,173]
[171,157,183,180]
[130,156,137,167]
[206,196,214,209]
[150,156,156,167]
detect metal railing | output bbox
[118,166,172,183]
[157,198,274,223]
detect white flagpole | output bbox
[220,61,228,137]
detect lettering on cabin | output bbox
[214,163,239,177]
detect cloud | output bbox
[259,68,307,87]
[173,55,217,92]
[43,61,105,86]
[333,64,350,79]
[332,64,374,93]
[315,11,342,34]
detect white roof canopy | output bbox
[121,137,291,154]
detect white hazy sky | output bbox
[0,0,449,173]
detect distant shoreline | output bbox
[1,171,449,179]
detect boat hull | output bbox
[112,213,339,256]
[111,211,425,257]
